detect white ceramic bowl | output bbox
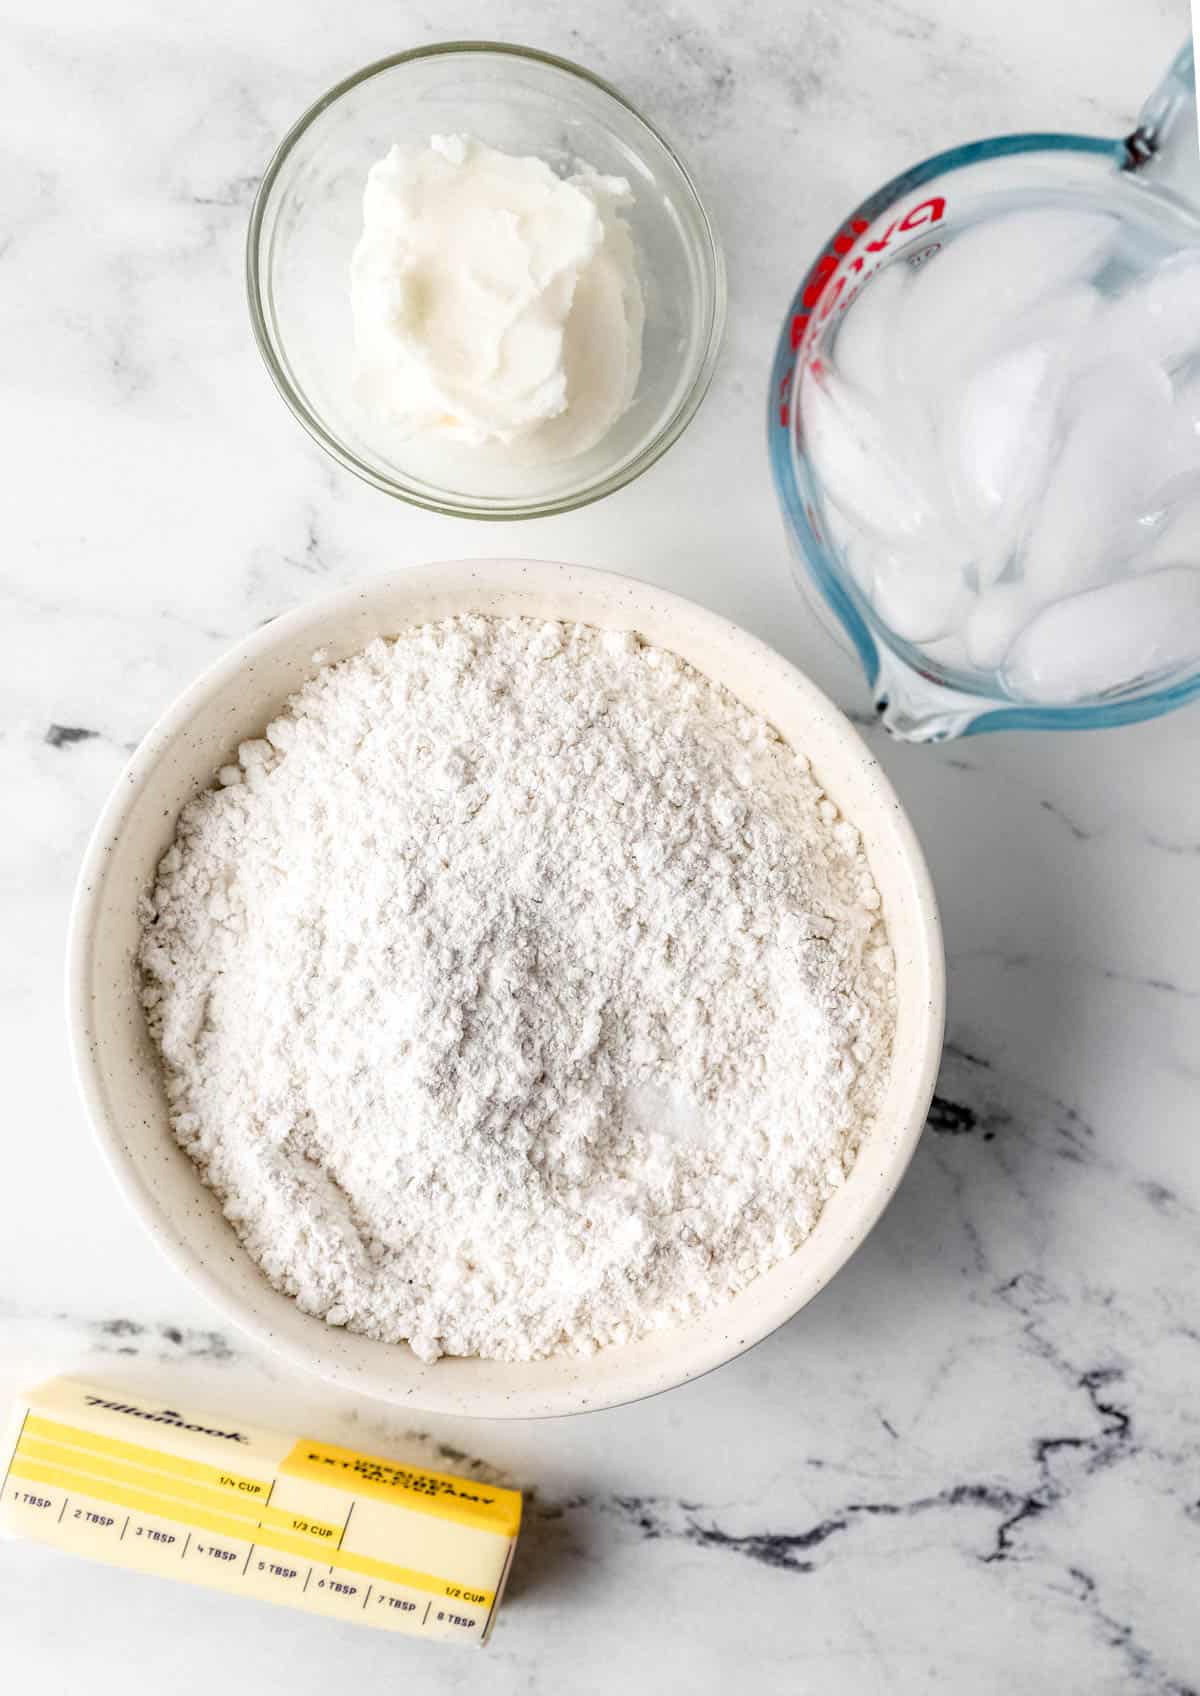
[69,561,944,1418]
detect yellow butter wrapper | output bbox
[0,1377,520,1644]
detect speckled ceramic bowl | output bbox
[67,560,944,1417]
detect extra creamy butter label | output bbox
[0,1377,521,1643]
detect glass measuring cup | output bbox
[769,44,1200,740]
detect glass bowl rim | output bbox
[767,127,1200,736]
[246,39,728,520]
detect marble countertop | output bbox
[4,1,1198,1690]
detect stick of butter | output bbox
[0,1376,521,1644]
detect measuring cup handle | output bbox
[1121,41,1198,203]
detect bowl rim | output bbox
[245,42,728,519]
[67,559,944,1417]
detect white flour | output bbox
[140,617,896,1362]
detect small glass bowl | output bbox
[247,42,726,519]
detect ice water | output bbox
[799,186,1200,706]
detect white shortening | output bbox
[350,136,644,464]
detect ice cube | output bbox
[964,583,1036,669]
[1019,355,1175,601]
[894,208,1117,393]
[1002,283,1103,354]
[1132,477,1200,573]
[842,534,880,598]
[1089,249,1200,373]
[920,633,971,674]
[800,364,940,543]
[1175,371,1200,438]
[1157,407,1200,486]
[951,341,1056,517]
[1003,567,1200,703]
[942,287,1102,587]
[832,262,909,394]
[819,503,878,595]
[870,549,971,644]
[817,500,858,558]
[1156,360,1200,485]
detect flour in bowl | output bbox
[139,616,896,1362]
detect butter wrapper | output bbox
[0,1377,520,1643]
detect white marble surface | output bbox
[3,1,1199,1689]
